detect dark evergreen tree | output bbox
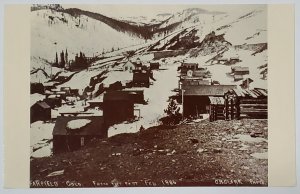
[65,48,68,64]
[60,50,65,68]
[55,52,58,65]
[160,99,182,126]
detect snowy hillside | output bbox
[31,9,145,71]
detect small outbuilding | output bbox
[52,116,107,154]
[132,72,150,88]
[30,101,51,123]
[150,62,160,70]
[121,89,145,104]
[103,91,134,126]
[31,83,45,94]
[231,66,250,75]
[224,88,268,120]
[181,85,236,118]
[123,61,136,72]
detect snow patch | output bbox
[66,119,91,130]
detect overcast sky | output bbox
[61,4,266,19]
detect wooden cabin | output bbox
[30,101,51,123]
[121,89,145,104]
[224,88,268,120]
[123,61,136,72]
[234,74,244,81]
[31,83,45,94]
[103,91,134,126]
[52,116,107,154]
[179,63,199,74]
[132,72,150,88]
[181,79,210,87]
[150,62,160,70]
[181,85,236,118]
[240,78,254,89]
[44,94,62,108]
[209,97,225,121]
[182,63,198,70]
[232,66,250,75]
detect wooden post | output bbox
[236,98,240,120]
[230,99,234,120]
[225,98,229,120]
[209,105,212,122]
[214,105,217,121]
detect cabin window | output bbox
[80,137,85,146]
[125,67,128,71]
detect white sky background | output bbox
[61,4,267,19]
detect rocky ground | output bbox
[30,119,268,188]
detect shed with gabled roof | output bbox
[52,116,107,154]
[30,101,51,123]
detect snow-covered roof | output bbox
[183,85,237,96]
[32,101,51,109]
[53,116,106,136]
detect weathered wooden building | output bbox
[224,88,268,120]
[233,74,244,81]
[44,94,62,108]
[52,116,107,154]
[181,85,236,118]
[240,78,254,89]
[31,83,45,94]
[121,89,145,104]
[178,63,199,74]
[30,101,51,123]
[150,62,160,70]
[132,72,150,88]
[123,61,136,72]
[232,66,250,75]
[181,79,210,86]
[209,97,225,121]
[103,91,134,126]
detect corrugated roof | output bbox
[182,85,237,96]
[53,116,106,136]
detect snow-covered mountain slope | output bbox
[31,9,145,70]
[148,6,267,51]
[120,13,172,26]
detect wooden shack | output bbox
[31,83,45,94]
[232,66,250,75]
[30,101,51,123]
[209,97,225,121]
[181,85,236,118]
[224,88,268,120]
[179,63,199,74]
[234,74,244,81]
[181,79,210,86]
[44,94,62,108]
[121,89,145,104]
[52,116,107,154]
[132,72,150,88]
[123,61,136,72]
[150,62,160,70]
[103,91,134,126]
